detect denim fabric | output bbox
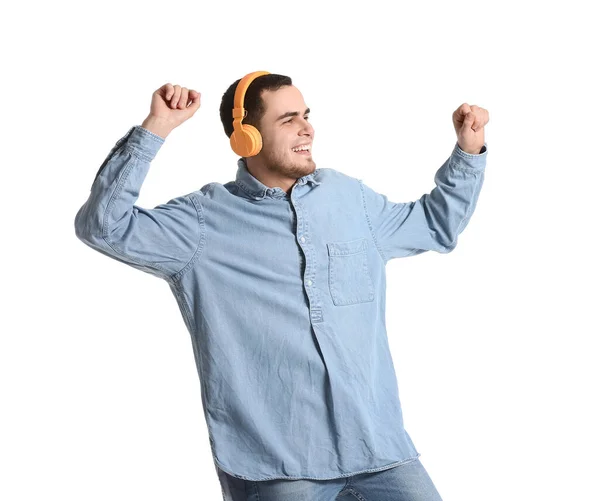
[215,456,443,501]
[74,125,487,482]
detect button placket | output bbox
[292,193,323,323]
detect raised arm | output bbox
[360,103,490,263]
[74,83,205,282]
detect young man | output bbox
[74,72,489,501]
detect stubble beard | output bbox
[263,149,317,180]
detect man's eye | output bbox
[285,116,309,124]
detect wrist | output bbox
[141,116,175,139]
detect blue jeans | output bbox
[215,457,444,501]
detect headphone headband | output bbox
[232,71,270,123]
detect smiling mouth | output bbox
[291,145,312,156]
[291,143,312,155]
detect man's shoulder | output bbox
[186,181,227,198]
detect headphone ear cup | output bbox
[230,124,263,157]
[242,124,263,157]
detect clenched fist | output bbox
[452,103,489,154]
[142,83,201,138]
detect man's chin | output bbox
[267,156,316,177]
[298,157,316,170]
[298,162,316,176]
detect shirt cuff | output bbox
[118,125,166,162]
[451,141,488,171]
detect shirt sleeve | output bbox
[360,142,487,263]
[74,125,204,282]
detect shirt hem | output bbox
[213,452,422,482]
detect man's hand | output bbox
[452,103,489,154]
[141,83,202,138]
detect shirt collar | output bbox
[235,157,322,200]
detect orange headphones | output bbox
[230,70,271,157]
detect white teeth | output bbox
[292,145,310,152]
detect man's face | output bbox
[253,85,316,179]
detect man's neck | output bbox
[245,158,296,195]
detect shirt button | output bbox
[307,279,313,286]
[300,236,306,243]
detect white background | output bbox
[2,1,598,500]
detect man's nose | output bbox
[300,122,313,137]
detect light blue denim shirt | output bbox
[74,125,488,481]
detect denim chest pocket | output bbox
[326,237,375,306]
